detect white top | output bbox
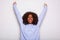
[13,4,47,40]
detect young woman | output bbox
[13,2,47,40]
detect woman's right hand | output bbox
[13,2,16,5]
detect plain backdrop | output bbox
[0,0,60,40]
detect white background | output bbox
[0,0,60,40]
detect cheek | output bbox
[27,18,33,21]
[31,18,33,21]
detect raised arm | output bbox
[37,3,48,26]
[13,2,23,25]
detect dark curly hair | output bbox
[22,11,38,25]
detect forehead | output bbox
[28,14,33,17]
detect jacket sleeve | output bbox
[37,5,47,26]
[13,4,23,26]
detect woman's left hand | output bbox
[44,3,48,7]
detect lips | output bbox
[29,20,32,21]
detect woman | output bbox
[13,2,47,40]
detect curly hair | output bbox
[22,11,38,25]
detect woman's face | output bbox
[27,14,33,24]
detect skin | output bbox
[13,2,47,24]
[13,2,47,7]
[27,14,33,24]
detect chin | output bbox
[29,22,32,24]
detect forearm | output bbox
[37,5,47,26]
[13,4,22,24]
[39,5,47,20]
